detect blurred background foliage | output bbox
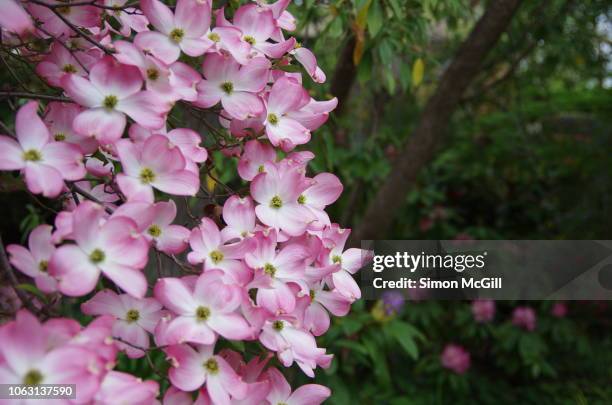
[287,0,612,403]
[1,0,611,403]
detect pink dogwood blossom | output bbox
[116,135,199,202]
[297,282,351,336]
[237,140,277,181]
[94,371,159,405]
[7,225,58,293]
[165,343,248,402]
[62,56,168,144]
[103,0,149,37]
[154,271,252,345]
[49,201,149,298]
[216,4,296,58]
[195,53,270,120]
[0,101,85,197]
[0,0,34,36]
[82,290,163,358]
[0,310,108,403]
[221,195,257,242]
[36,42,99,87]
[136,0,213,64]
[187,218,253,284]
[44,102,98,154]
[0,0,369,400]
[260,317,332,377]
[28,0,101,38]
[265,367,331,405]
[251,164,314,236]
[245,231,309,314]
[263,76,311,151]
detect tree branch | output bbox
[350,0,523,244]
[0,234,39,314]
[329,35,357,118]
[0,91,72,102]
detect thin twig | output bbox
[67,182,114,214]
[0,91,72,102]
[0,234,40,314]
[29,0,113,55]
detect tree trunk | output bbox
[349,0,523,245]
[330,36,357,117]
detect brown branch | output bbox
[329,35,357,119]
[350,0,523,244]
[67,182,114,214]
[0,91,72,102]
[0,234,40,314]
[41,0,139,11]
[28,0,113,55]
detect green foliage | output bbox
[284,0,612,402]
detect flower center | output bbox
[62,64,77,73]
[22,149,41,162]
[332,255,342,264]
[220,81,233,95]
[208,32,220,42]
[57,6,71,14]
[257,165,265,173]
[23,369,43,385]
[54,133,66,141]
[204,358,219,374]
[38,260,48,273]
[264,263,276,277]
[209,250,224,264]
[297,195,306,204]
[125,309,140,323]
[267,113,279,126]
[89,248,105,264]
[309,289,315,300]
[146,68,159,81]
[148,224,162,237]
[243,35,256,45]
[195,306,211,322]
[103,95,118,109]
[139,167,156,184]
[169,28,184,43]
[270,195,282,209]
[272,320,284,331]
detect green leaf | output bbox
[276,64,303,73]
[335,339,369,356]
[387,0,403,18]
[367,0,383,38]
[355,0,372,29]
[340,317,364,335]
[16,283,47,301]
[227,340,245,352]
[388,320,421,360]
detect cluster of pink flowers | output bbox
[471,299,495,323]
[0,0,368,403]
[440,344,471,375]
[512,306,537,331]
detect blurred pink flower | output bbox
[440,343,471,374]
[471,299,495,323]
[512,306,537,331]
